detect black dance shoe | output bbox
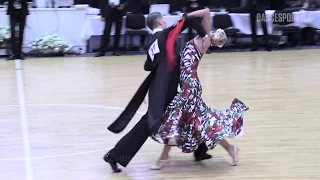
[112,51,121,56]
[250,47,258,51]
[195,153,212,161]
[103,151,121,173]
[6,55,16,61]
[95,51,105,57]
[17,54,25,60]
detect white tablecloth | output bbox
[81,10,320,41]
[0,5,88,54]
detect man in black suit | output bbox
[95,0,132,57]
[246,0,271,51]
[104,9,212,173]
[6,0,29,60]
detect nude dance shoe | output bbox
[149,158,170,170]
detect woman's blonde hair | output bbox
[210,29,227,48]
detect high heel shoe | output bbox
[103,151,121,173]
[149,158,170,170]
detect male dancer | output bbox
[104,9,212,173]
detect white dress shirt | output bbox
[152,28,163,34]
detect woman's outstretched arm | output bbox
[186,8,211,35]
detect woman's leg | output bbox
[150,145,171,170]
[159,145,171,160]
[219,139,239,166]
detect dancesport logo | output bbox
[256,12,309,24]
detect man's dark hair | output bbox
[146,12,162,30]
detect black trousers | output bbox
[249,9,269,47]
[9,13,26,56]
[100,9,123,52]
[109,113,208,167]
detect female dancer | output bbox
[150,26,249,169]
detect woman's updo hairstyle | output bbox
[210,29,227,48]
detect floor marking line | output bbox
[15,59,33,180]
[0,148,109,161]
[0,103,145,162]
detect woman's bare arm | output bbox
[187,8,211,35]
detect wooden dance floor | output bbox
[0,50,319,180]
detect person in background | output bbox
[95,0,132,57]
[246,0,271,51]
[6,0,29,60]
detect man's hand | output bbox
[101,18,105,22]
[117,4,124,10]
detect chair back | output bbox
[272,10,295,26]
[213,14,233,29]
[126,13,146,29]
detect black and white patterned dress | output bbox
[151,40,249,153]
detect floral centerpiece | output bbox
[28,34,72,55]
[0,26,11,44]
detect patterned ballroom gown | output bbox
[151,40,249,153]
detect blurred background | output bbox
[0,0,320,58]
